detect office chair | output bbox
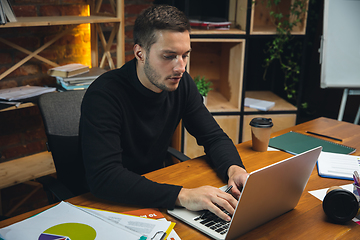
[37,90,88,203]
[37,90,190,204]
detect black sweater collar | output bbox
[128,58,167,99]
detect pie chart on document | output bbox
[38,223,96,240]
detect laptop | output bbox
[168,146,322,240]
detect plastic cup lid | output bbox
[249,117,273,128]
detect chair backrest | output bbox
[38,90,88,196]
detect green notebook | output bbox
[269,131,356,155]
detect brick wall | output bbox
[0,0,153,162]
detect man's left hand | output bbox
[227,165,249,199]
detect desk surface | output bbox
[1,117,360,239]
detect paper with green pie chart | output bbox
[38,223,96,240]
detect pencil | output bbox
[305,131,342,142]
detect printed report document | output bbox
[317,151,360,180]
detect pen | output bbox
[353,171,360,196]
[305,131,342,142]
[224,185,233,193]
[200,185,233,219]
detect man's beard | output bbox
[144,56,178,92]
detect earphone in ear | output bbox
[322,186,359,223]
[137,51,143,60]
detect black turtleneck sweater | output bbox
[79,58,244,209]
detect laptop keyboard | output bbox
[194,210,231,235]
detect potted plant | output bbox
[194,75,212,105]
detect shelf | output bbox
[250,0,308,35]
[190,28,246,35]
[0,102,35,112]
[184,115,240,159]
[206,91,239,112]
[244,91,297,112]
[242,91,297,142]
[189,0,248,35]
[0,151,55,189]
[188,40,245,112]
[0,16,121,28]
[242,113,297,142]
[0,0,125,79]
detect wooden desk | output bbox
[1,117,360,239]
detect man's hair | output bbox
[133,5,191,52]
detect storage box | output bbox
[250,0,308,35]
[188,39,245,112]
[183,115,240,159]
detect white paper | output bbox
[0,85,56,101]
[308,183,353,201]
[75,205,173,239]
[0,201,144,240]
[167,229,181,240]
[244,97,275,111]
[317,151,360,180]
[267,147,280,151]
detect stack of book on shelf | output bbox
[189,19,231,30]
[48,63,90,78]
[48,63,106,91]
[55,67,107,91]
[0,0,17,24]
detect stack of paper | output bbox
[0,85,56,101]
[189,20,231,30]
[244,97,275,111]
[0,201,175,240]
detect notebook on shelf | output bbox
[48,63,90,78]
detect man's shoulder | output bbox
[89,59,136,91]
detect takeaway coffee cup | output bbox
[249,117,273,152]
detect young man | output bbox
[79,5,248,221]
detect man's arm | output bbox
[80,85,183,209]
[175,165,248,221]
[177,74,249,220]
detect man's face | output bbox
[141,30,191,93]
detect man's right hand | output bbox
[175,186,237,221]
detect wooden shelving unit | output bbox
[188,40,245,112]
[172,0,308,158]
[0,16,122,28]
[0,0,125,214]
[190,28,246,35]
[242,91,297,142]
[0,0,125,81]
[250,0,309,35]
